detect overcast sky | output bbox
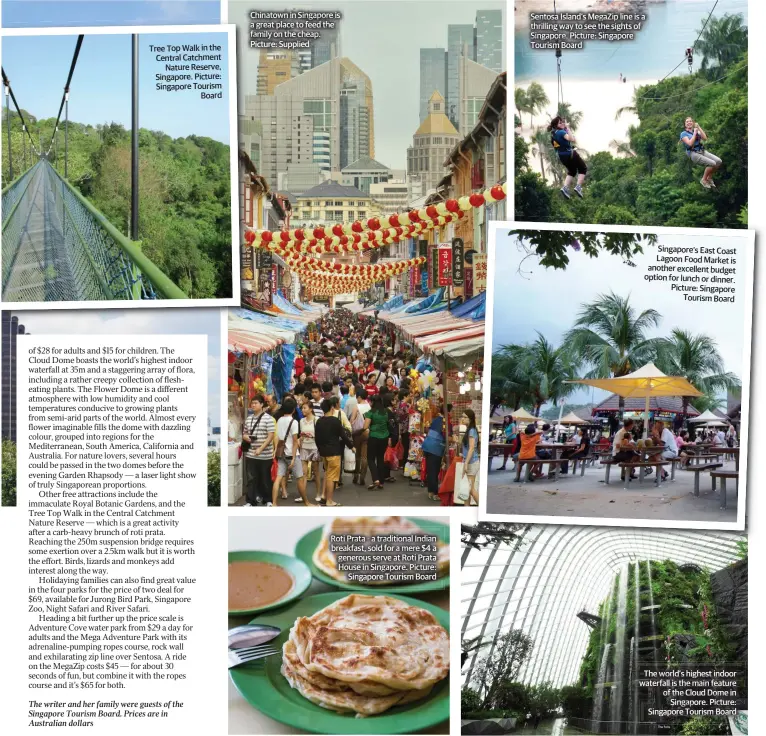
[490,230,751,408]
[10,308,221,426]
[230,0,505,170]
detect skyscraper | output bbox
[419,49,447,123]
[475,9,504,72]
[245,57,374,190]
[447,24,475,127]
[311,24,340,67]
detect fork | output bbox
[228,645,279,669]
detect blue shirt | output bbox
[463,428,479,464]
[340,394,349,411]
[680,129,702,155]
[553,128,572,155]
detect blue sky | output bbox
[2,0,220,27]
[12,308,222,426]
[3,30,231,142]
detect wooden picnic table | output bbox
[706,445,740,471]
[537,443,579,479]
[711,470,738,510]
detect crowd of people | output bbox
[240,308,480,507]
[496,414,738,482]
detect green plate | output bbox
[228,551,313,616]
[229,592,449,734]
[294,518,450,594]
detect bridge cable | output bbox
[47,34,84,171]
[637,0,720,101]
[1,67,40,174]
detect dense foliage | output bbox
[1,112,232,298]
[1,440,16,506]
[515,15,747,228]
[207,449,221,506]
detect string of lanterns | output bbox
[244,181,507,255]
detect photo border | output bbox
[478,219,754,532]
[0,23,241,310]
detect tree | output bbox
[564,293,663,418]
[514,171,554,222]
[472,630,535,708]
[531,128,551,179]
[462,635,492,668]
[461,687,483,714]
[510,230,656,270]
[514,87,530,126]
[1,440,16,507]
[461,522,526,554]
[655,328,741,423]
[526,82,550,128]
[556,101,583,131]
[498,334,580,416]
[491,681,531,714]
[208,450,221,506]
[527,682,561,722]
[695,13,748,76]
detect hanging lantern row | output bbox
[262,241,427,277]
[245,208,464,255]
[246,181,508,249]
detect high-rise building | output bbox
[458,56,501,135]
[256,50,300,95]
[406,91,461,196]
[311,24,340,67]
[341,156,392,195]
[245,57,374,190]
[419,49,447,123]
[475,9,504,72]
[447,24,475,127]
[1,312,26,442]
[295,180,372,226]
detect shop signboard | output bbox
[241,244,254,282]
[464,265,474,298]
[473,253,487,292]
[430,245,439,289]
[437,243,452,286]
[409,264,418,297]
[452,238,464,286]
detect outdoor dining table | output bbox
[704,445,740,471]
[536,443,577,479]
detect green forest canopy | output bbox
[1,111,232,299]
[515,14,747,229]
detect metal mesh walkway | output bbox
[1,159,187,302]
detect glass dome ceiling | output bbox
[462,525,744,689]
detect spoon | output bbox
[228,624,281,650]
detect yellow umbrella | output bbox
[510,408,537,421]
[566,362,702,438]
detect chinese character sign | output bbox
[465,265,474,298]
[409,265,417,297]
[452,238,464,287]
[437,243,453,286]
[473,254,487,292]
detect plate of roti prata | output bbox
[294,516,450,594]
[228,591,449,733]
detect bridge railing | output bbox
[1,161,42,288]
[45,161,187,300]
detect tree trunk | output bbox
[618,395,625,423]
[539,151,546,179]
[682,396,689,431]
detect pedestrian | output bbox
[461,409,480,505]
[364,395,390,491]
[315,398,354,507]
[242,394,276,506]
[422,404,447,502]
[299,399,323,502]
[272,397,313,506]
[500,415,517,470]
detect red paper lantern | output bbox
[244,230,255,244]
[261,230,272,243]
[469,193,485,208]
[491,185,505,201]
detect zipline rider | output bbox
[680,117,722,190]
[549,116,587,200]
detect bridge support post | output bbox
[130,34,139,242]
[22,124,26,171]
[4,80,12,181]
[65,92,69,178]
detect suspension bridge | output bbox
[1,34,187,302]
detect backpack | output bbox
[275,418,295,458]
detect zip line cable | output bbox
[1,67,39,156]
[47,34,84,152]
[639,62,745,103]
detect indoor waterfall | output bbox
[611,564,629,733]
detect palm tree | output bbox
[515,87,530,128]
[556,102,583,131]
[654,328,741,423]
[531,127,551,179]
[615,91,640,121]
[526,82,550,128]
[564,292,663,419]
[491,345,537,414]
[499,334,580,416]
[690,392,727,414]
[695,13,748,76]
[609,139,636,158]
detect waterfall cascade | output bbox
[610,565,629,733]
[627,637,635,735]
[591,642,612,733]
[632,561,641,735]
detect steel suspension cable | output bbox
[1,67,39,156]
[46,34,84,155]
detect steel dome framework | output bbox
[462,525,744,690]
